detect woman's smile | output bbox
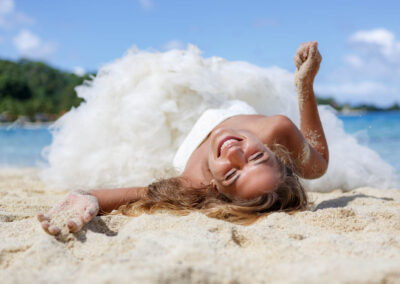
[218,136,242,157]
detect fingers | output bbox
[309,42,322,63]
[67,219,83,233]
[67,220,79,232]
[298,41,318,55]
[294,41,321,69]
[38,213,60,236]
[296,42,307,61]
[302,47,308,61]
[83,207,97,223]
[309,43,316,57]
[38,212,83,235]
[48,225,61,235]
[37,213,49,222]
[41,220,50,232]
[40,217,84,235]
[40,220,61,235]
[303,42,314,60]
[295,42,312,65]
[309,41,319,57]
[66,204,98,232]
[294,54,302,69]
[69,202,99,232]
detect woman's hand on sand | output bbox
[37,190,99,235]
[294,41,322,89]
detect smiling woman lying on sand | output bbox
[38,41,329,234]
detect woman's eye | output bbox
[225,170,236,180]
[251,152,264,161]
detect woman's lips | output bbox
[218,136,242,157]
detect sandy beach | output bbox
[1,168,399,284]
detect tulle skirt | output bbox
[41,45,397,191]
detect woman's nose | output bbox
[227,147,246,168]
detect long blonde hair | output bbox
[118,144,308,225]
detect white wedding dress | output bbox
[41,45,397,191]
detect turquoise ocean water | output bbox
[339,112,400,177]
[1,112,400,178]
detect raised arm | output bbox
[37,186,147,235]
[254,42,328,178]
[290,41,329,177]
[294,41,329,162]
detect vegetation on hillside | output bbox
[0,58,90,122]
[316,97,400,112]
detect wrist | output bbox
[74,189,92,196]
[297,86,314,101]
[296,79,313,91]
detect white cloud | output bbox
[0,0,34,29]
[138,0,153,10]
[14,29,39,50]
[318,28,400,106]
[162,40,185,50]
[349,28,400,62]
[73,66,86,76]
[13,29,57,59]
[0,0,14,15]
[350,28,394,48]
[347,28,400,79]
[0,0,13,28]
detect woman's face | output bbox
[208,128,282,200]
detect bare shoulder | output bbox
[246,114,295,145]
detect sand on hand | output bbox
[1,169,400,283]
[48,209,80,236]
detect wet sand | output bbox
[1,168,400,284]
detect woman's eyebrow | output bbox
[254,157,270,166]
[227,158,268,186]
[227,174,240,186]
[255,159,267,165]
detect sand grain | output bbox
[1,169,399,284]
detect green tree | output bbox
[0,58,90,120]
[0,77,32,100]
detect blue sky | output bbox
[0,0,399,106]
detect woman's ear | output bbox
[210,179,219,194]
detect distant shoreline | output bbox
[316,97,400,113]
[337,109,400,116]
[0,121,53,128]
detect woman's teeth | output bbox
[220,139,238,154]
